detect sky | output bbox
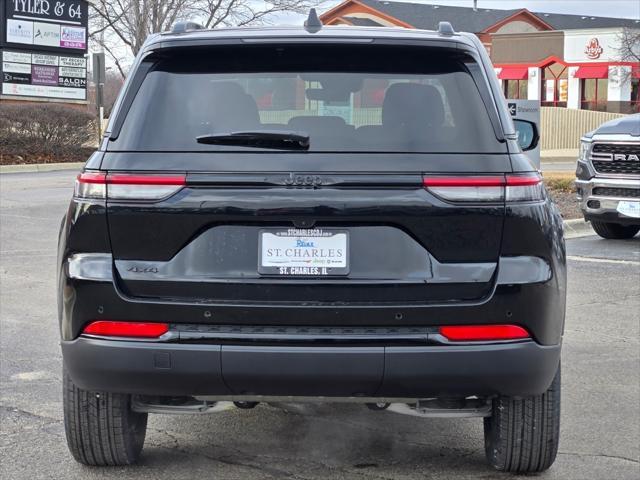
[279,0,640,23]
[100,0,639,72]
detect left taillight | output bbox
[83,321,169,338]
[74,172,186,201]
[423,173,543,203]
[75,171,107,199]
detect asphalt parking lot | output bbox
[1,170,639,480]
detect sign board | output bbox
[507,99,541,169]
[1,49,87,100]
[564,30,624,63]
[1,0,89,54]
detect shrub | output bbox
[543,172,575,193]
[0,103,96,162]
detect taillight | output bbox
[423,173,543,203]
[439,324,530,342]
[423,176,505,202]
[83,321,169,338]
[75,171,107,199]
[505,173,544,202]
[74,172,186,201]
[107,173,186,200]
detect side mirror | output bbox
[513,119,539,151]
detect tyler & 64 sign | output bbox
[1,0,89,53]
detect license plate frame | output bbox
[258,228,349,276]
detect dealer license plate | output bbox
[258,228,349,276]
[616,201,640,219]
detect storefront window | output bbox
[503,79,528,100]
[541,63,568,108]
[581,78,608,112]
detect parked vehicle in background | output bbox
[576,114,640,239]
[58,17,565,473]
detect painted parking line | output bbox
[567,255,640,266]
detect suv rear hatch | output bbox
[100,42,512,309]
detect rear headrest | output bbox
[288,115,348,134]
[382,83,445,129]
[208,81,260,131]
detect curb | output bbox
[0,162,84,174]
[541,157,576,164]
[563,218,593,238]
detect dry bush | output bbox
[543,172,576,193]
[0,103,96,163]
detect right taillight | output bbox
[74,171,186,201]
[505,173,544,202]
[423,173,543,203]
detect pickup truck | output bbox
[576,114,640,239]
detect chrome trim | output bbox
[496,257,551,285]
[67,253,113,281]
[115,257,498,284]
[590,135,640,143]
[81,331,178,343]
[588,140,640,178]
[575,177,640,217]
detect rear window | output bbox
[111,44,502,153]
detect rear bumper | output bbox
[62,336,561,399]
[59,253,566,346]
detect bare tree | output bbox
[86,70,125,116]
[89,0,321,78]
[616,28,640,83]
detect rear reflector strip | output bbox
[83,321,169,338]
[423,173,543,203]
[439,325,530,342]
[74,172,186,201]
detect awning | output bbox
[498,67,529,80]
[632,66,640,79]
[574,65,609,79]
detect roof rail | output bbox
[172,21,204,34]
[437,21,455,36]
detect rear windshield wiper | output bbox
[196,130,310,150]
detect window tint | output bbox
[112,46,502,153]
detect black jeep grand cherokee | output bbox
[58,20,565,473]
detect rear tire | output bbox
[483,366,560,473]
[63,369,147,466]
[591,221,640,239]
